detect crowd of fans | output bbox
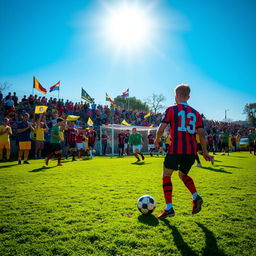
[0,91,254,161]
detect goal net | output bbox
[99,124,158,156]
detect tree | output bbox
[114,96,149,112]
[146,93,165,114]
[243,103,256,126]
[0,81,12,92]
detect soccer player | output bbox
[87,126,97,158]
[118,130,126,157]
[221,129,229,155]
[34,114,48,159]
[17,113,34,164]
[147,130,155,157]
[0,117,12,161]
[76,127,86,158]
[155,84,213,219]
[45,117,64,166]
[66,122,78,161]
[124,130,130,155]
[101,131,108,156]
[129,127,144,162]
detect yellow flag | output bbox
[66,115,80,121]
[87,117,94,126]
[150,125,154,127]
[35,106,48,114]
[144,113,151,118]
[121,120,131,126]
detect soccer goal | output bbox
[99,124,158,156]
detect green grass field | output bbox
[0,152,256,256]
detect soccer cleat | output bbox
[136,159,141,163]
[196,163,202,167]
[45,158,49,166]
[18,160,22,165]
[158,207,175,219]
[141,154,145,160]
[192,195,203,214]
[23,161,30,164]
[57,163,63,166]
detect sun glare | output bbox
[100,2,156,53]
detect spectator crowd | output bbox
[0,91,254,161]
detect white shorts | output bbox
[133,144,142,153]
[148,144,155,150]
[76,142,86,150]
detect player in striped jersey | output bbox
[155,84,213,219]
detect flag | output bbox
[49,81,60,92]
[66,115,80,121]
[81,88,94,103]
[87,117,94,126]
[121,88,129,98]
[106,93,116,107]
[35,105,48,114]
[150,125,154,127]
[144,112,151,118]
[33,77,47,94]
[121,120,131,126]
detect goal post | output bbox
[99,124,158,156]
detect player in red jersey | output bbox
[155,84,213,219]
[66,122,78,161]
[76,127,86,158]
[147,130,155,157]
[118,130,126,157]
[87,126,97,158]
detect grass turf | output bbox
[0,152,255,256]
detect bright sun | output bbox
[100,2,156,53]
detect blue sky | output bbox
[0,0,255,121]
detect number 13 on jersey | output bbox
[178,110,196,134]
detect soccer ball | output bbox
[137,195,156,215]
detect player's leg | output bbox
[6,142,11,161]
[133,147,140,162]
[0,143,4,161]
[55,149,63,166]
[179,155,203,214]
[158,154,176,219]
[138,145,144,160]
[24,150,30,163]
[195,154,202,167]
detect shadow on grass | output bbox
[162,220,227,256]
[215,165,239,169]
[200,166,232,174]
[196,222,227,256]
[131,162,150,165]
[0,164,18,169]
[138,214,159,226]
[29,166,56,172]
[163,219,197,256]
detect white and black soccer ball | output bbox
[137,195,156,215]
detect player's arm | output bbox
[197,128,213,162]
[154,123,168,148]
[7,126,12,136]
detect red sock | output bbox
[182,175,197,194]
[57,155,61,164]
[163,176,173,204]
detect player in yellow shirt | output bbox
[34,115,48,159]
[0,118,12,161]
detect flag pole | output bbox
[32,76,34,95]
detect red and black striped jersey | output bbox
[161,103,203,155]
[148,134,155,144]
[67,128,77,143]
[118,132,126,144]
[87,130,97,144]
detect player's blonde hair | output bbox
[174,84,190,98]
